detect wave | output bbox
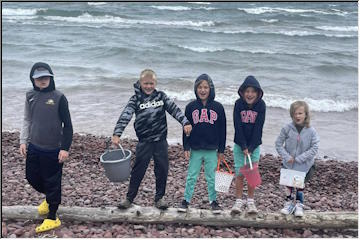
[43,13,215,27]
[87,2,107,6]
[189,2,212,5]
[150,5,216,11]
[2,8,46,16]
[189,27,356,39]
[177,45,278,54]
[260,19,279,23]
[314,26,358,32]
[150,6,191,11]
[165,90,357,112]
[238,7,348,16]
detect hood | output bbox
[194,73,215,103]
[29,62,55,92]
[238,75,263,102]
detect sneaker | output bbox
[280,200,296,215]
[247,200,258,214]
[294,201,304,217]
[210,201,222,214]
[155,198,168,210]
[117,199,132,209]
[231,199,245,214]
[177,199,189,213]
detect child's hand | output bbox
[287,157,295,164]
[112,135,120,145]
[19,144,27,157]
[183,124,192,136]
[218,153,225,162]
[184,151,190,160]
[58,150,69,163]
[243,149,249,156]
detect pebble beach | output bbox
[1,131,358,238]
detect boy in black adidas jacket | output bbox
[112,69,192,210]
[178,74,226,214]
[19,62,73,233]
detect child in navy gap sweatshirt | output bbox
[179,74,226,214]
[231,75,266,214]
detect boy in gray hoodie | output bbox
[275,101,319,217]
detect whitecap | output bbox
[150,6,191,11]
[165,90,357,112]
[44,13,214,27]
[315,26,358,32]
[87,2,107,5]
[2,8,45,16]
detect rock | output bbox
[303,230,313,238]
[157,224,165,231]
[133,225,146,231]
[103,231,112,238]
[2,223,7,237]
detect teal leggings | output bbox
[184,149,218,203]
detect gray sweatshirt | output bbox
[275,122,320,173]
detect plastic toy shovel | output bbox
[239,154,262,188]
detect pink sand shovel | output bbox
[239,154,262,188]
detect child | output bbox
[231,75,266,214]
[112,69,192,210]
[178,74,226,214]
[19,62,73,233]
[275,101,319,217]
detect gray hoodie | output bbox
[275,122,320,173]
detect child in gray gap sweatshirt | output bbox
[275,101,319,217]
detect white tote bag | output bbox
[279,168,306,188]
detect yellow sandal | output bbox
[35,218,61,233]
[38,200,49,215]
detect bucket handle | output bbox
[244,153,253,170]
[106,138,125,156]
[217,156,233,174]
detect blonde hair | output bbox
[290,101,310,127]
[140,69,157,82]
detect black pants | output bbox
[26,143,63,206]
[127,140,168,202]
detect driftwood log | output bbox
[2,205,358,229]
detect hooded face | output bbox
[34,76,51,90]
[243,87,259,105]
[29,62,55,92]
[196,80,210,102]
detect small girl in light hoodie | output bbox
[275,101,320,217]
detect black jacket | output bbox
[183,74,226,153]
[233,75,266,153]
[114,81,189,142]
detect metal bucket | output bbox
[100,144,132,182]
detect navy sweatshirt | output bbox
[183,74,226,153]
[233,75,266,153]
